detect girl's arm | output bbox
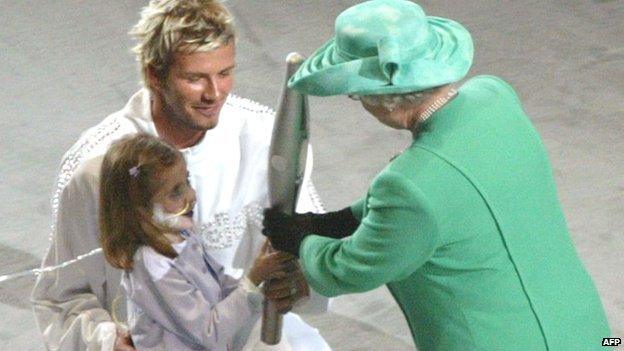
[128,247,263,350]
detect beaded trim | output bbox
[307,180,326,213]
[226,94,276,118]
[47,93,272,245]
[5,95,327,281]
[42,94,325,266]
[48,116,123,243]
[198,182,326,249]
[417,88,458,123]
[199,203,264,249]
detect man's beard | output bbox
[159,88,216,132]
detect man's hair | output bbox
[99,134,183,270]
[130,0,235,87]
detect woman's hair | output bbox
[99,133,183,270]
[130,0,235,86]
[351,86,441,112]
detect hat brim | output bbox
[288,16,474,96]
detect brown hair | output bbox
[99,133,183,270]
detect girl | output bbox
[99,134,294,351]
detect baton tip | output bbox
[286,52,305,64]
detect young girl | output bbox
[99,134,294,351]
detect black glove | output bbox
[262,208,310,256]
[262,207,360,256]
[308,207,360,239]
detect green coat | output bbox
[300,75,610,350]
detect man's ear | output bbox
[146,66,164,92]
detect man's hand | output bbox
[114,328,135,351]
[248,240,295,286]
[263,261,309,314]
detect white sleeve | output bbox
[30,161,117,351]
[295,144,325,214]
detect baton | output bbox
[261,52,310,345]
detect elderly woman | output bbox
[262,0,611,350]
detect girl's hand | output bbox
[114,327,135,351]
[247,240,296,286]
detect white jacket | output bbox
[125,232,264,351]
[31,90,326,351]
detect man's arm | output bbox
[31,159,120,351]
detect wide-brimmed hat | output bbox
[288,0,473,96]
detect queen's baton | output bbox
[261,52,310,345]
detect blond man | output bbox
[31,1,330,350]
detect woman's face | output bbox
[360,100,414,130]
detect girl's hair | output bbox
[99,133,183,270]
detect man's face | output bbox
[154,42,235,131]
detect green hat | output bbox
[288,0,473,96]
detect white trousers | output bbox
[243,313,331,351]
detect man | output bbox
[31,1,330,350]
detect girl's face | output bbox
[151,157,196,230]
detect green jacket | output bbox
[300,75,610,350]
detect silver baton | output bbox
[262,52,310,345]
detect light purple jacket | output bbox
[122,233,263,351]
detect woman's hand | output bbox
[262,207,360,256]
[261,209,311,256]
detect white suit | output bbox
[31,90,329,351]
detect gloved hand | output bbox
[262,208,311,256]
[262,207,361,256]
